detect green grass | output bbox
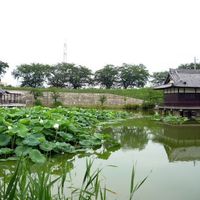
[3,86,163,103]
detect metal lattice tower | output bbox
[63,43,67,63]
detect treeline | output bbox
[0,61,199,88]
[12,63,149,89]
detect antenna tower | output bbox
[63,43,67,63]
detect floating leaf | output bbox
[15,145,32,156]
[29,149,46,163]
[57,131,75,142]
[79,139,102,147]
[0,148,14,155]
[0,134,11,146]
[23,134,45,146]
[39,141,55,152]
[54,142,75,153]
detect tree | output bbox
[12,63,50,87]
[46,63,73,88]
[94,65,118,89]
[118,63,149,89]
[151,71,168,86]
[0,61,9,81]
[68,65,93,89]
[178,63,200,69]
[46,63,92,89]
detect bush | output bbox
[123,104,140,110]
[99,95,107,106]
[141,102,155,110]
[34,99,43,106]
[52,101,63,107]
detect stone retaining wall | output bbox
[8,90,143,107]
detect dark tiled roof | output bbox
[167,68,200,87]
[154,68,200,89]
[0,89,10,94]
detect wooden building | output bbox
[154,69,200,117]
[0,89,26,107]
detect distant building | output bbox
[0,89,25,107]
[154,69,200,117]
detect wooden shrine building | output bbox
[154,69,200,117]
[0,89,26,107]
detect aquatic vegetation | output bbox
[0,106,129,163]
[151,113,188,125]
[0,158,148,200]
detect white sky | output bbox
[1,0,200,85]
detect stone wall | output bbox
[8,90,143,107]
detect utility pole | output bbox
[194,57,197,70]
[63,43,67,63]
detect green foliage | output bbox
[0,60,9,78]
[0,158,148,200]
[12,63,50,87]
[46,63,93,89]
[29,149,46,163]
[30,88,43,100]
[118,63,149,89]
[52,101,63,107]
[34,99,43,106]
[0,134,11,146]
[178,62,200,69]
[151,113,188,125]
[50,88,60,102]
[94,65,118,89]
[123,104,140,110]
[129,164,150,200]
[0,107,129,162]
[99,95,107,106]
[151,71,168,86]
[141,102,155,110]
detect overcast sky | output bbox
[1,0,200,85]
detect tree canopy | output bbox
[178,63,200,69]
[151,71,168,86]
[12,63,49,87]
[12,62,151,89]
[118,63,149,89]
[46,63,92,89]
[94,65,118,89]
[0,61,9,79]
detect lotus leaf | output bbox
[0,134,11,146]
[79,139,102,147]
[57,132,75,142]
[15,145,32,156]
[29,149,46,163]
[39,141,56,151]
[9,124,29,138]
[19,118,31,125]
[0,148,13,155]
[54,142,75,153]
[23,134,46,146]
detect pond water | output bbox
[1,117,200,200]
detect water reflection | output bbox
[102,119,200,163]
[152,125,200,162]
[102,126,149,150]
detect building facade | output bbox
[154,69,200,117]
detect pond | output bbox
[1,117,200,200]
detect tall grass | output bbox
[0,159,149,200]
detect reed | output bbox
[0,159,148,200]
